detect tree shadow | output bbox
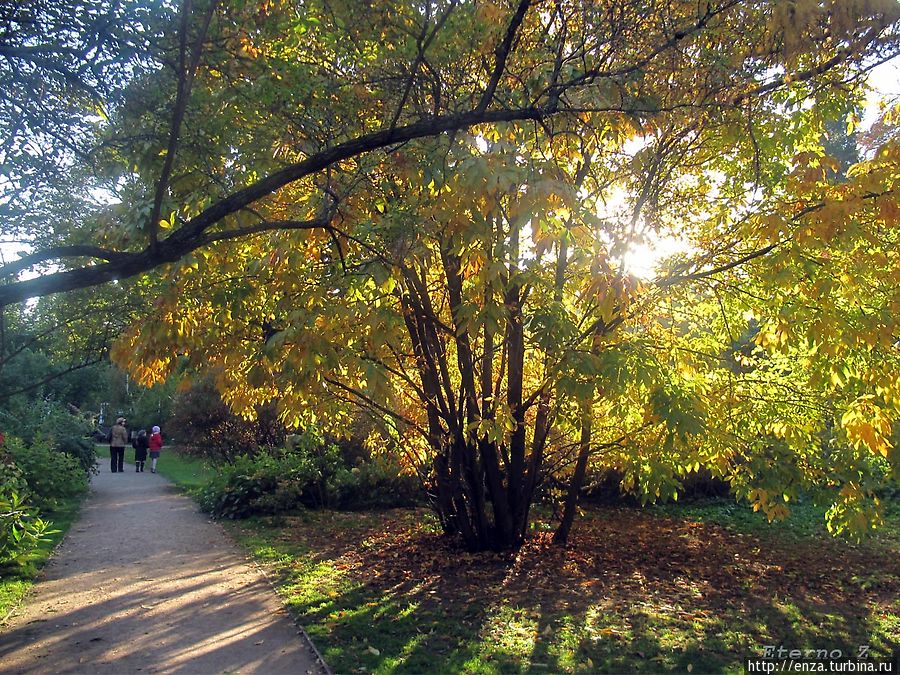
[256,504,898,673]
[0,553,317,673]
[0,467,322,674]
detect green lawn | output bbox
[0,496,83,622]
[225,502,899,674]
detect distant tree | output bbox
[168,374,285,462]
[822,119,862,179]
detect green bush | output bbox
[196,454,281,519]
[197,448,327,518]
[329,455,421,510]
[6,437,88,510]
[53,435,97,474]
[0,457,51,565]
[25,403,98,473]
[197,431,421,519]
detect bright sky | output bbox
[864,58,900,124]
[623,235,692,280]
[621,58,900,280]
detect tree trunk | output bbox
[553,409,591,545]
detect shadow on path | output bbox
[0,461,327,674]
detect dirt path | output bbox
[0,459,328,675]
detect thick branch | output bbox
[477,0,531,113]
[148,0,217,247]
[0,105,548,307]
[199,217,331,245]
[0,246,130,278]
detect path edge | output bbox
[0,478,97,628]
[244,551,333,675]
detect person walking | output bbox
[132,429,149,472]
[109,417,128,473]
[149,425,163,473]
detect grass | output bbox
[93,443,216,491]
[651,496,900,552]
[0,495,83,622]
[225,502,899,674]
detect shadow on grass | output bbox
[231,505,899,674]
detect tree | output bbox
[1,0,897,303]
[0,0,168,255]
[168,372,285,462]
[3,0,900,549]
[0,290,130,431]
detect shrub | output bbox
[196,454,282,519]
[5,437,88,510]
[53,435,97,474]
[169,374,286,462]
[329,455,421,510]
[27,403,98,473]
[0,455,51,566]
[197,446,329,518]
[34,402,91,439]
[197,431,422,519]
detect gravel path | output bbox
[0,460,328,675]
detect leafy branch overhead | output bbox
[3,0,900,549]
[1,0,897,303]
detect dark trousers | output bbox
[110,446,125,473]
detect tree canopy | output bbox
[2,0,900,549]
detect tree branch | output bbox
[0,246,130,278]
[148,0,217,248]
[388,0,458,130]
[655,189,894,287]
[0,105,548,307]
[477,0,531,113]
[655,242,781,287]
[733,25,885,105]
[323,375,428,437]
[0,357,105,403]
[199,217,331,245]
